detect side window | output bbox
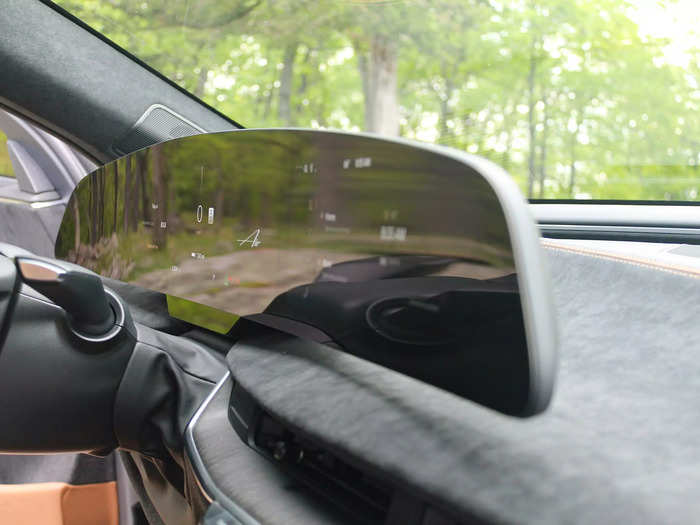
[0,109,95,256]
[0,130,15,178]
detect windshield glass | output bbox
[53,0,700,201]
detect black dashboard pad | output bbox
[55,129,556,416]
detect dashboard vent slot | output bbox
[230,381,466,524]
[255,412,392,524]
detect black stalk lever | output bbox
[16,257,116,336]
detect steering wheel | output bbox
[0,255,17,349]
[0,246,225,456]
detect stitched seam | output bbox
[542,241,700,280]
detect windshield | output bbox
[53,0,700,202]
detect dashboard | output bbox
[185,238,700,525]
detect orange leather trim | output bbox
[542,240,700,279]
[0,481,118,525]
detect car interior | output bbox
[2,1,700,525]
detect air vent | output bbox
[229,381,464,525]
[255,411,392,524]
[113,104,205,155]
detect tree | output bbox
[54,0,700,201]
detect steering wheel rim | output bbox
[0,255,18,350]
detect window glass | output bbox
[0,130,15,178]
[53,0,700,201]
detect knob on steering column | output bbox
[15,257,121,340]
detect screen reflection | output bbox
[56,130,528,414]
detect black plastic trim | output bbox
[39,0,244,131]
[540,225,700,244]
[530,199,700,206]
[533,203,700,243]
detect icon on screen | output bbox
[380,225,407,242]
[238,229,262,247]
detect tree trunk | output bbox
[262,58,279,122]
[215,169,225,230]
[438,65,454,143]
[123,156,131,232]
[98,170,105,239]
[72,197,80,253]
[369,34,399,136]
[358,52,374,131]
[357,35,399,135]
[194,67,208,98]
[112,163,119,233]
[294,48,312,119]
[138,152,149,228]
[568,129,577,197]
[88,175,96,246]
[277,42,297,125]
[526,41,538,199]
[538,98,549,198]
[151,144,167,249]
[499,103,515,172]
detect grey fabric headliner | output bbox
[219,245,700,524]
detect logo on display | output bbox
[238,229,262,247]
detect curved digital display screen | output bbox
[56,130,530,415]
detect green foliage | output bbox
[166,295,239,334]
[54,0,700,200]
[0,130,15,177]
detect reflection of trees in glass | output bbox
[56,145,156,279]
[56,131,515,284]
[151,143,168,248]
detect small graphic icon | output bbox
[380,225,393,241]
[208,207,215,224]
[379,256,400,267]
[160,221,167,228]
[238,229,262,247]
[380,225,407,242]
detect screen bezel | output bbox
[56,128,557,416]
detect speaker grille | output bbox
[113,104,204,155]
